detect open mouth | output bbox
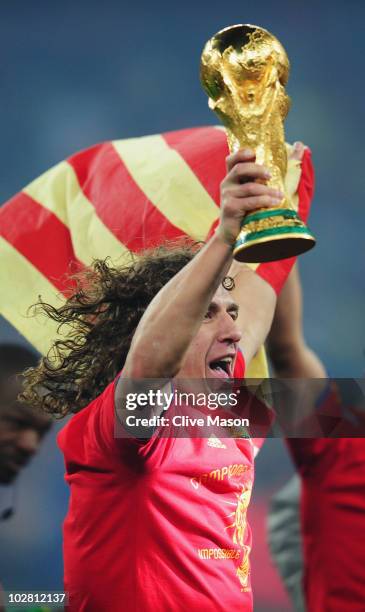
[208,357,233,379]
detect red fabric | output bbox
[68,143,186,252]
[233,348,246,378]
[0,129,314,307]
[162,127,227,204]
[0,192,81,293]
[58,380,255,612]
[288,437,365,611]
[287,382,365,612]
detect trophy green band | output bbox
[200,24,316,263]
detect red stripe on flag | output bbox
[68,142,185,252]
[297,147,314,224]
[0,193,81,294]
[163,127,228,205]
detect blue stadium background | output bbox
[0,1,363,610]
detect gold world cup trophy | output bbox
[200,24,316,262]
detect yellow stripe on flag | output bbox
[112,135,220,240]
[284,143,300,213]
[24,161,131,266]
[246,345,269,378]
[0,237,63,355]
[246,262,260,272]
[23,161,69,226]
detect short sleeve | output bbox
[88,376,177,470]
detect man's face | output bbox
[0,383,51,484]
[176,285,242,382]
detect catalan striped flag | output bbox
[0,126,314,378]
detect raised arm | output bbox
[229,261,277,367]
[267,263,326,379]
[121,149,283,382]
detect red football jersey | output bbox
[58,378,256,611]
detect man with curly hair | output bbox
[23,147,301,611]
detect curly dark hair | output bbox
[21,241,201,418]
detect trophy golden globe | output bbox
[200,24,316,262]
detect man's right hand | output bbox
[217,149,284,247]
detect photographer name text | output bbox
[125,414,249,428]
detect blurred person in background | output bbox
[266,265,322,611]
[267,267,365,611]
[0,344,52,610]
[0,344,51,493]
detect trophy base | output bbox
[233,208,316,263]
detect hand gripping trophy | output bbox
[201,24,316,262]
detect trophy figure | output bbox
[200,24,316,262]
